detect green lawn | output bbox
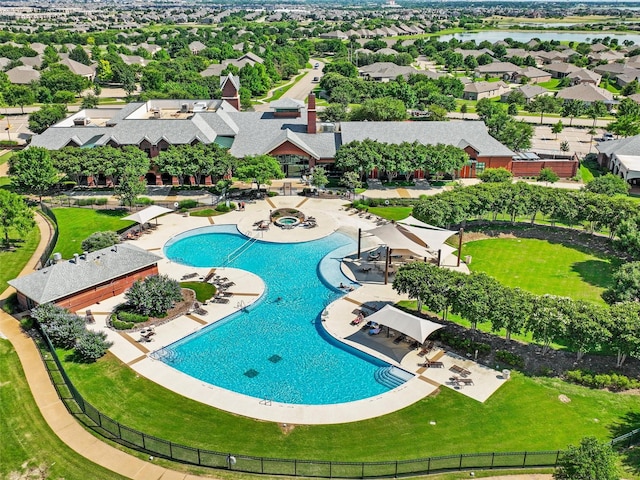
[180,281,216,302]
[0,340,129,480]
[0,150,13,165]
[52,208,134,259]
[60,350,640,465]
[537,79,562,91]
[462,238,619,304]
[367,206,412,221]
[189,208,226,217]
[0,225,39,292]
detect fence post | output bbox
[197,448,201,466]
[394,460,398,478]
[427,457,430,474]
[459,454,463,470]
[329,461,332,478]
[555,450,560,465]
[261,457,264,474]
[491,452,495,469]
[522,451,527,467]
[361,462,364,478]
[294,459,297,476]
[169,441,173,458]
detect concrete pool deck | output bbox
[82,196,505,424]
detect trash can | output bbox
[502,369,511,380]
[465,255,472,265]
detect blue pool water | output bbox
[162,225,405,405]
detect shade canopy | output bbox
[366,223,431,258]
[122,205,173,225]
[397,223,457,253]
[365,305,443,344]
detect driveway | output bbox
[253,59,324,111]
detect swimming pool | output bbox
[162,225,409,405]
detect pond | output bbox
[437,31,640,45]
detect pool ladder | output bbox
[223,234,259,266]
[259,397,272,406]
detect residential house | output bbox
[500,84,551,103]
[556,83,616,109]
[475,62,520,79]
[6,65,40,84]
[512,66,551,84]
[119,54,148,67]
[589,50,625,64]
[189,41,207,55]
[19,55,42,68]
[463,81,510,101]
[320,31,348,40]
[543,62,581,79]
[568,69,601,86]
[60,57,96,81]
[359,62,419,82]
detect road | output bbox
[447,111,612,128]
[253,58,325,111]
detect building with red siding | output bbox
[8,244,161,312]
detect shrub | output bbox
[2,293,19,314]
[94,197,108,206]
[74,331,112,362]
[125,274,182,316]
[111,319,134,330]
[81,231,119,252]
[20,317,34,330]
[435,330,491,355]
[76,198,95,206]
[267,191,278,197]
[565,369,640,391]
[215,202,237,213]
[495,350,525,369]
[178,199,198,209]
[117,310,148,323]
[0,140,18,147]
[134,197,154,206]
[32,304,87,350]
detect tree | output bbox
[39,64,88,95]
[584,173,630,196]
[235,154,284,191]
[554,437,619,480]
[587,101,608,128]
[334,139,380,181]
[0,189,35,247]
[621,79,639,96]
[81,231,119,252]
[52,90,76,105]
[318,103,348,122]
[9,147,59,201]
[74,330,112,362]
[69,46,91,65]
[4,84,35,114]
[323,60,358,77]
[310,166,328,190]
[527,295,571,354]
[340,170,362,195]
[560,140,570,152]
[114,164,146,209]
[562,99,586,127]
[506,90,526,107]
[478,167,513,183]
[537,167,559,183]
[565,301,611,360]
[526,95,561,124]
[125,274,182,317]
[606,115,640,138]
[349,97,407,122]
[497,120,533,151]
[28,104,68,134]
[81,93,99,109]
[459,103,467,119]
[552,120,564,139]
[609,302,640,367]
[603,261,640,304]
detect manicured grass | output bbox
[0,176,11,188]
[579,162,596,183]
[538,79,562,91]
[0,225,39,292]
[0,150,13,165]
[367,206,412,221]
[52,208,134,259]
[189,208,225,217]
[180,281,216,302]
[61,350,640,464]
[461,238,619,304]
[0,340,128,480]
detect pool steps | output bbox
[374,366,413,389]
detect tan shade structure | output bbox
[397,223,457,253]
[122,205,173,225]
[366,223,431,257]
[364,305,443,344]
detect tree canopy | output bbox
[9,147,60,200]
[554,437,619,480]
[0,189,35,247]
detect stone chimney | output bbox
[307,93,317,134]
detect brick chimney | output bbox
[307,93,317,134]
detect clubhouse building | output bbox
[29,74,576,182]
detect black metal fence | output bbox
[34,324,638,477]
[38,203,59,269]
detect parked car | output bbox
[314,63,319,69]
[602,132,615,141]
[312,76,319,82]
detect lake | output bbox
[436,31,640,45]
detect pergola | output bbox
[357,219,462,284]
[364,305,443,344]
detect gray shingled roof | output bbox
[556,83,614,102]
[340,121,514,157]
[8,244,162,305]
[596,134,640,156]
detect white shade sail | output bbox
[122,205,173,225]
[365,305,443,344]
[366,223,431,258]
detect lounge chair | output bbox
[393,334,407,345]
[220,281,235,288]
[351,313,364,326]
[194,307,208,315]
[213,297,229,304]
[419,360,444,368]
[368,251,381,261]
